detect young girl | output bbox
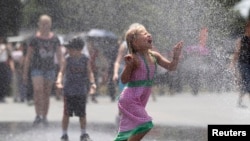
[114,24,183,141]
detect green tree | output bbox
[0,0,22,36]
[217,0,241,8]
[21,0,246,50]
[22,0,64,29]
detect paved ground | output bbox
[1,91,250,141]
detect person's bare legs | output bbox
[32,76,53,125]
[238,92,247,108]
[32,76,44,117]
[43,79,54,118]
[79,116,92,140]
[62,114,70,132]
[128,130,150,141]
[80,116,86,130]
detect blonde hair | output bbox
[40,14,51,22]
[38,14,52,27]
[125,23,146,54]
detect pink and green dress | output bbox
[114,53,157,141]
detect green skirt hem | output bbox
[114,121,154,141]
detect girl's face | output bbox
[133,28,153,52]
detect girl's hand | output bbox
[121,54,139,83]
[124,54,138,68]
[124,54,133,64]
[124,54,139,68]
[173,41,183,58]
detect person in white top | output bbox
[0,36,15,102]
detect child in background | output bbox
[114,23,183,141]
[56,37,96,141]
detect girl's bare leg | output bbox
[128,130,150,141]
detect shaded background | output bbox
[2,0,250,96]
[1,0,248,50]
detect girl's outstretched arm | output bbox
[154,41,183,71]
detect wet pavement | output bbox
[1,91,250,141]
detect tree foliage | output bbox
[22,0,63,29]
[19,0,248,51]
[0,0,22,36]
[217,0,241,8]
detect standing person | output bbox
[114,23,183,141]
[23,14,63,126]
[22,40,34,106]
[230,21,250,108]
[0,35,15,103]
[86,38,98,103]
[113,23,144,128]
[12,42,26,103]
[182,27,209,95]
[56,37,96,141]
[113,38,128,94]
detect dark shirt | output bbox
[239,35,250,64]
[29,34,60,70]
[63,54,89,96]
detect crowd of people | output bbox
[1,13,250,141]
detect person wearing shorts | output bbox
[23,14,63,126]
[64,96,87,117]
[56,37,96,141]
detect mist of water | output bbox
[148,0,238,93]
[3,0,242,141]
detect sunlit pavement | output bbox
[1,91,250,141]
